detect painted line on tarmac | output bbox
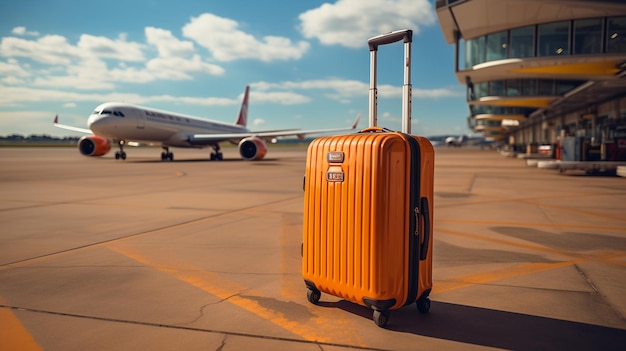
[438,219,626,232]
[0,195,303,269]
[432,261,579,295]
[517,198,626,223]
[438,227,626,263]
[107,244,367,348]
[0,297,43,351]
[0,304,387,351]
[436,192,626,224]
[436,227,573,258]
[434,227,626,295]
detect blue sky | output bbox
[0,0,470,138]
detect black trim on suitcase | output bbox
[363,297,396,311]
[400,133,421,307]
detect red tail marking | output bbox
[236,86,250,127]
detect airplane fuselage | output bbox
[54,85,358,161]
[88,102,249,148]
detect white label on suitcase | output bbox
[327,152,345,163]
[326,165,344,182]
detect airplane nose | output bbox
[88,114,113,135]
[87,114,98,127]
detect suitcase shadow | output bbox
[321,300,626,351]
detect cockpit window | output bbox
[92,109,124,116]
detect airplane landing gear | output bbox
[115,141,127,160]
[210,144,223,161]
[161,146,174,161]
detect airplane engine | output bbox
[78,135,111,156]
[238,137,267,161]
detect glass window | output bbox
[523,80,538,96]
[538,21,569,56]
[489,80,504,96]
[507,80,521,96]
[475,82,488,99]
[607,17,626,53]
[510,26,534,58]
[467,116,477,128]
[539,80,554,95]
[466,36,486,67]
[574,18,602,54]
[458,37,466,70]
[555,80,584,95]
[486,31,508,61]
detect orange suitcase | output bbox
[302,29,434,327]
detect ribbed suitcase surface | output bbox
[303,131,432,311]
[302,28,434,327]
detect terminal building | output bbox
[435,0,626,161]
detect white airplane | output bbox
[444,134,495,148]
[445,135,465,147]
[54,86,360,161]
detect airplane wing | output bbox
[53,115,92,134]
[190,114,361,142]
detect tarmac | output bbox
[1,145,625,351]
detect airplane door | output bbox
[137,109,145,129]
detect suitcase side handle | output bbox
[419,196,430,261]
[368,29,413,51]
[359,126,394,133]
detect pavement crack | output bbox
[174,292,246,327]
[216,334,228,351]
[466,173,476,193]
[575,264,625,323]
[0,304,390,351]
[575,264,599,294]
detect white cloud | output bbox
[143,27,224,80]
[0,32,142,67]
[254,91,310,105]
[0,25,227,91]
[1,35,83,65]
[11,26,40,37]
[182,13,310,62]
[252,118,266,126]
[251,79,464,103]
[299,0,436,48]
[145,27,195,58]
[145,54,224,80]
[77,33,145,62]
[0,59,30,78]
[381,111,399,122]
[0,84,239,108]
[1,76,25,85]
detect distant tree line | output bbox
[0,134,79,144]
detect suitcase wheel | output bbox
[373,309,390,328]
[306,287,321,305]
[416,296,431,314]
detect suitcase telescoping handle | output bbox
[367,29,412,134]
